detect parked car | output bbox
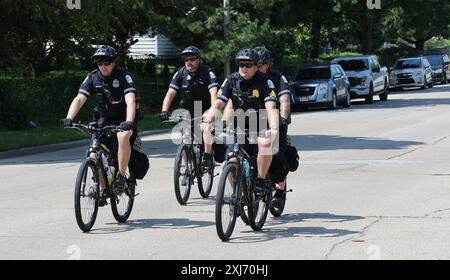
[289,64,351,110]
[331,55,389,104]
[425,54,450,84]
[389,57,434,90]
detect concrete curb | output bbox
[0,129,171,160]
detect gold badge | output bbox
[252,89,260,98]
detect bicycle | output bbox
[164,116,215,205]
[69,123,136,232]
[214,128,276,241]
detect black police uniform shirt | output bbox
[217,71,278,112]
[266,69,291,100]
[78,67,136,122]
[169,63,220,112]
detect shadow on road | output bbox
[88,218,215,234]
[226,212,364,243]
[290,135,424,152]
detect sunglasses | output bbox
[184,57,198,62]
[238,62,256,68]
[97,61,112,67]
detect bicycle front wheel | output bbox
[174,145,192,205]
[110,170,135,223]
[215,163,239,241]
[74,158,100,232]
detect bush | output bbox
[0,76,95,130]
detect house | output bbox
[128,34,180,60]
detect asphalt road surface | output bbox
[1,84,450,260]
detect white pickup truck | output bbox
[331,55,389,104]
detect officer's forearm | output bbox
[279,95,291,120]
[67,94,87,120]
[162,89,177,112]
[222,100,234,122]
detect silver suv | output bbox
[389,57,434,90]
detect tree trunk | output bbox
[359,12,373,54]
[310,9,322,58]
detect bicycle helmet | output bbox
[254,46,271,65]
[180,46,201,58]
[235,48,259,64]
[91,45,117,62]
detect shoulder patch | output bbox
[125,75,133,84]
[281,75,288,83]
[270,90,277,98]
[209,71,216,79]
[267,79,275,89]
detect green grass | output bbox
[0,114,175,152]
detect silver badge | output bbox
[113,79,120,88]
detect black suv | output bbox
[425,54,450,84]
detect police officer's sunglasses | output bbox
[237,62,256,68]
[184,57,198,62]
[96,61,113,67]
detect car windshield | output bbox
[336,59,369,71]
[425,55,443,66]
[394,59,422,69]
[293,67,330,80]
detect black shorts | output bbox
[91,117,137,152]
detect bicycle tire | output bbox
[74,158,99,232]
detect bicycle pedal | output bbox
[131,193,140,198]
[214,173,220,177]
[286,189,293,193]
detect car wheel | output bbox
[343,88,351,108]
[421,76,427,89]
[328,92,337,110]
[379,79,389,101]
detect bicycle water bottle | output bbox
[102,154,113,185]
[243,158,250,186]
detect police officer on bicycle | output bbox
[254,46,292,206]
[62,45,137,195]
[159,46,220,169]
[202,48,279,193]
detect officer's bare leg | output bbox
[89,153,105,190]
[257,137,273,179]
[117,131,133,176]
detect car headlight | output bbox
[434,69,443,74]
[358,78,367,86]
[318,83,328,93]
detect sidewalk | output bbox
[0,129,171,160]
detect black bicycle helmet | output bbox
[180,46,201,58]
[254,46,271,65]
[91,45,117,62]
[235,48,259,64]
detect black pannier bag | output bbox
[128,137,149,180]
[285,145,299,172]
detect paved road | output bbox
[1,85,450,260]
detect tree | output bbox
[383,0,450,52]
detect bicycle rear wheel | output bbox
[248,185,271,231]
[174,145,192,205]
[215,163,239,241]
[198,149,214,198]
[74,158,100,232]
[110,170,135,223]
[270,181,287,217]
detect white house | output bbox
[128,34,180,60]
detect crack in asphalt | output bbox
[324,217,382,260]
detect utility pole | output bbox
[224,0,230,77]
